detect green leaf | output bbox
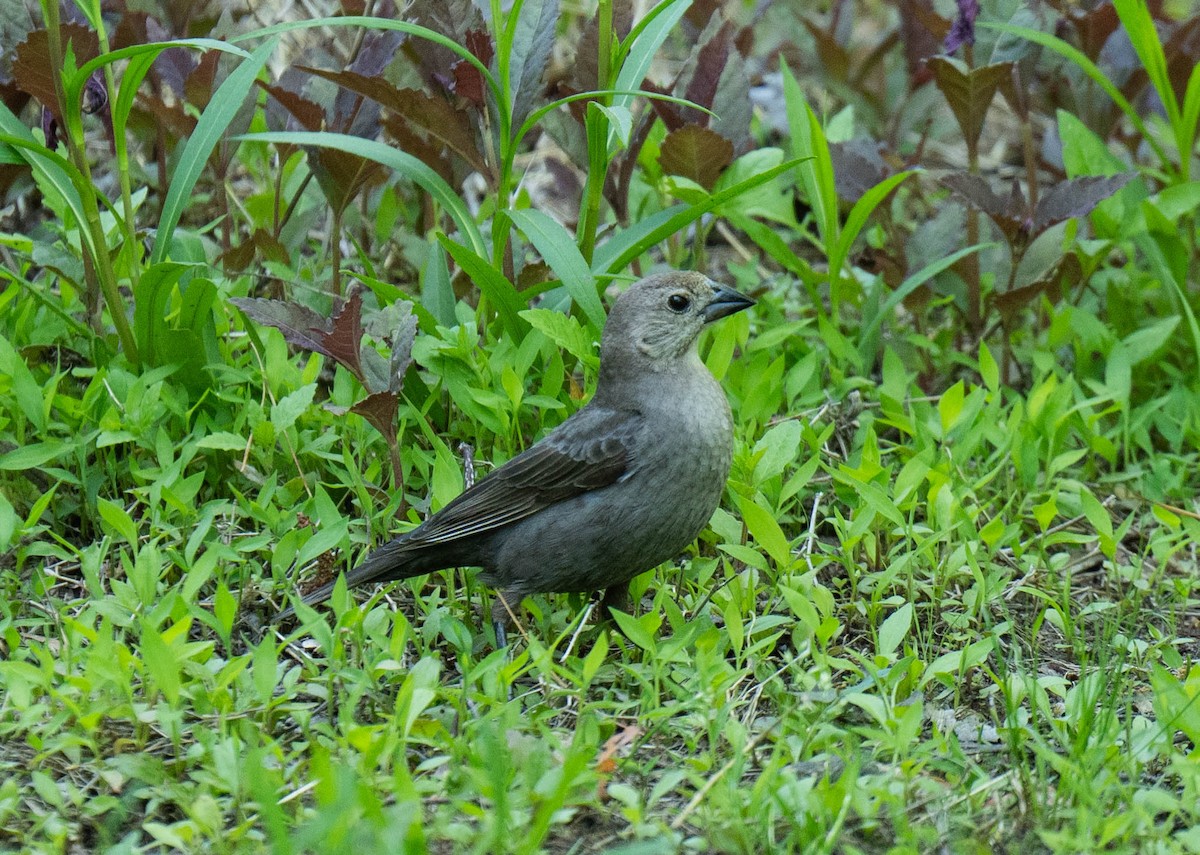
[439,236,528,335]
[920,638,993,688]
[832,169,915,286]
[852,479,906,528]
[939,380,966,433]
[1150,662,1200,745]
[0,120,95,263]
[197,432,249,451]
[1080,488,1115,560]
[736,494,793,568]
[395,656,441,738]
[0,442,67,471]
[520,308,599,370]
[609,609,659,653]
[1121,316,1180,365]
[877,603,912,657]
[781,61,837,249]
[421,241,456,327]
[978,342,999,392]
[0,332,47,431]
[133,262,191,366]
[752,420,803,484]
[508,209,606,332]
[271,384,317,433]
[140,620,181,704]
[858,243,992,365]
[97,497,139,547]
[252,636,278,706]
[612,0,692,116]
[1033,496,1057,532]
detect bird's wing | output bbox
[405,406,641,545]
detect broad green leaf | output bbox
[439,236,528,335]
[0,332,47,431]
[421,241,455,327]
[609,609,659,652]
[877,603,913,657]
[197,432,249,451]
[939,381,965,433]
[98,497,139,547]
[920,638,993,688]
[140,620,181,704]
[133,262,191,366]
[752,420,803,484]
[736,494,793,568]
[0,442,67,471]
[520,308,599,369]
[271,384,316,433]
[979,342,999,392]
[1080,488,1115,560]
[508,209,606,331]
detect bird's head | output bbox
[600,272,755,366]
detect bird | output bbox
[278,271,754,644]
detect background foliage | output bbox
[1,0,1199,851]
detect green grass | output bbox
[2,0,1200,852]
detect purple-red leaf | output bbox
[262,82,325,132]
[12,25,99,117]
[681,19,736,122]
[992,252,1082,322]
[829,139,892,203]
[940,171,1026,246]
[351,391,400,438]
[1033,174,1134,233]
[659,124,734,191]
[897,0,949,84]
[453,29,494,105]
[231,290,368,382]
[300,66,488,174]
[927,58,1013,151]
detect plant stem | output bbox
[95,14,139,290]
[578,0,615,265]
[331,204,343,296]
[40,0,139,363]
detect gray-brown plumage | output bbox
[279,271,753,642]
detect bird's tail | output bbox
[273,537,420,622]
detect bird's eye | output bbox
[667,293,691,313]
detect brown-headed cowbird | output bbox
[280,271,753,643]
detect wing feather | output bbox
[406,407,640,546]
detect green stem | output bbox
[93,9,139,290]
[577,3,615,265]
[331,204,343,296]
[489,0,518,271]
[40,0,138,363]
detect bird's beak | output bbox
[702,284,755,323]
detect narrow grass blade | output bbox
[151,39,275,264]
